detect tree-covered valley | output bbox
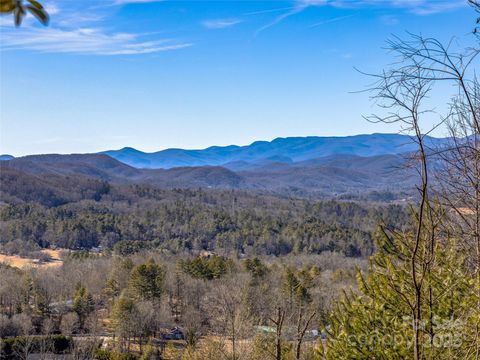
[0,173,409,257]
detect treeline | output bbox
[0,183,409,257]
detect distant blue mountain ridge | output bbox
[100,133,450,169]
[0,155,14,161]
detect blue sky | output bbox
[0,0,477,156]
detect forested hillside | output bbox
[0,152,416,201]
[0,170,409,257]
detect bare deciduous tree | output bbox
[363,38,441,360]
[270,307,285,360]
[209,275,250,360]
[294,309,316,360]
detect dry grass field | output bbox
[0,249,63,269]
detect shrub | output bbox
[0,335,72,358]
[95,348,138,360]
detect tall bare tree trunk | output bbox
[270,307,285,360]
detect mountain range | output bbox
[0,133,450,201]
[100,133,447,169]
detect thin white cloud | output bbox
[0,27,192,55]
[243,6,297,16]
[44,3,60,15]
[0,0,191,56]
[329,0,465,14]
[309,14,355,27]
[298,0,328,5]
[255,0,327,36]
[254,9,301,36]
[202,18,242,29]
[253,0,465,36]
[407,1,465,15]
[55,13,109,27]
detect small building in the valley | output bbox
[160,327,185,340]
[48,300,73,314]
